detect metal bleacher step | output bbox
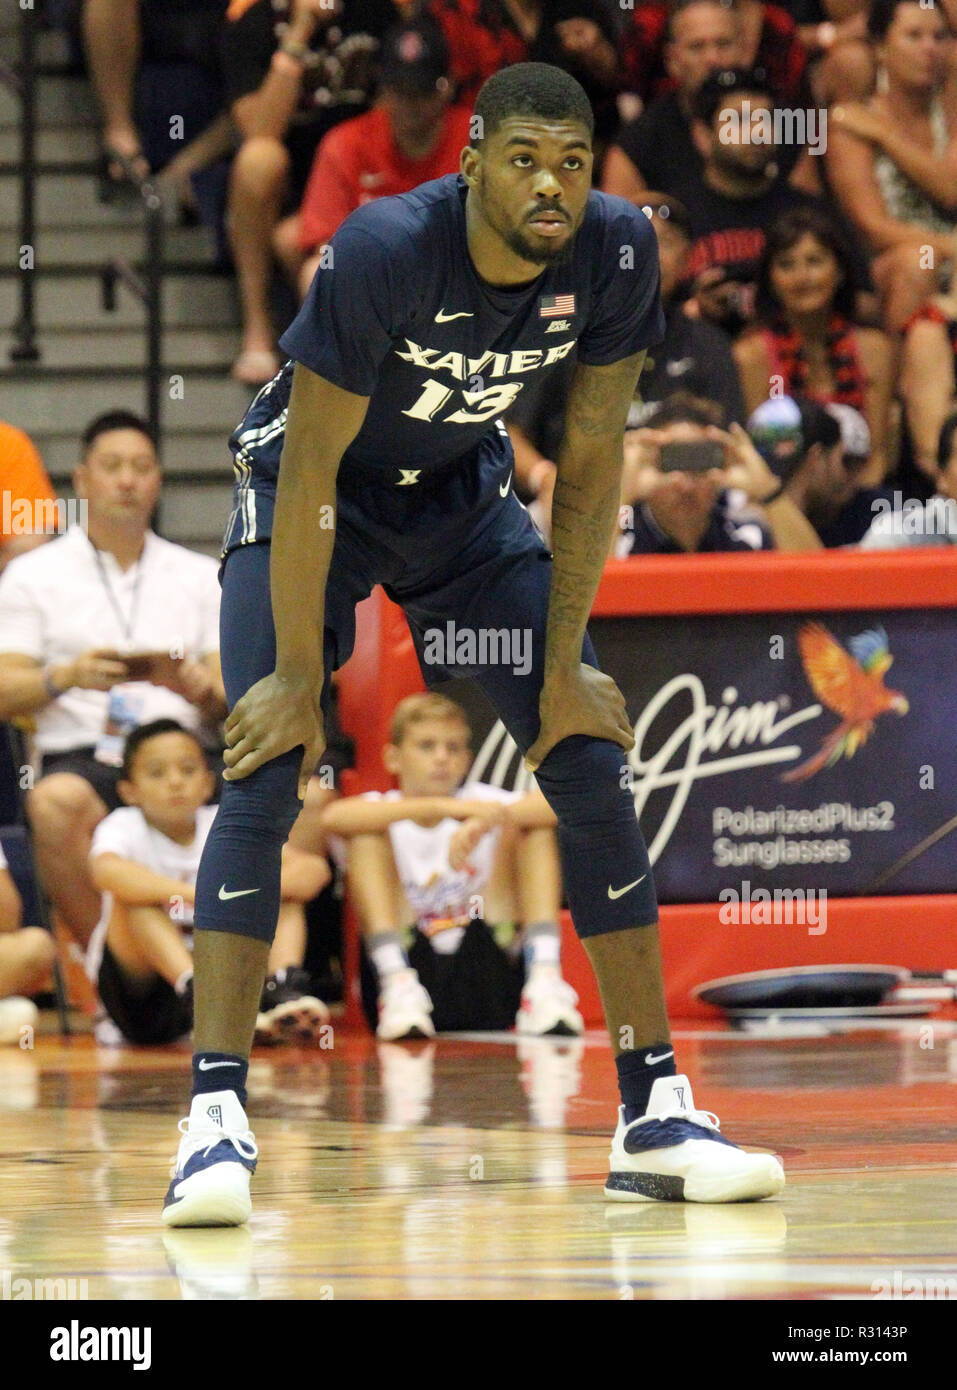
[0,222,222,265]
[0,169,192,229]
[0,18,75,71]
[0,324,239,369]
[0,367,256,436]
[0,126,98,163]
[160,481,235,545]
[0,72,97,126]
[0,271,238,330]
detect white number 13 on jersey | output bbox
[402,377,523,424]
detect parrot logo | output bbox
[781,623,909,783]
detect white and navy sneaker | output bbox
[162,1090,258,1228]
[516,969,585,1036]
[376,968,435,1041]
[605,1075,785,1204]
[255,968,330,1044]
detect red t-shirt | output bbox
[298,103,474,252]
[426,0,528,105]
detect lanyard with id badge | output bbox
[91,541,147,767]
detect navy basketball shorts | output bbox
[194,427,658,943]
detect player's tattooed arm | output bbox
[525,351,646,771]
[546,349,646,668]
[223,365,370,797]
[564,351,646,439]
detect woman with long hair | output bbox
[826,0,957,332]
[734,205,895,483]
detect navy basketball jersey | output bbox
[227,173,664,516]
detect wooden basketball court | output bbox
[3,1017,956,1301]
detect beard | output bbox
[712,143,776,181]
[480,169,579,267]
[500,221,577,267]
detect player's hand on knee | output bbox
[222,671,325,797]
[525,664,634,771]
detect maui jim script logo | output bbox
[628,675,821,863]
[469,676,824,863]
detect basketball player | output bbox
[163,62,785,1226]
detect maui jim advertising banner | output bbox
[443,609,957,903]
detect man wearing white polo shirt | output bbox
[0,411,226,946]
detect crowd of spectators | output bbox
[45,0,957,551]
[2,0,957,1042]
[78,0,946,530]
[67,0,957,374]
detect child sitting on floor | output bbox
[322,693,584,1040]
[88,719,330,1045]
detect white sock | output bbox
[369,932,409,982]
[523,921,561,971]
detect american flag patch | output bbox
[539,294,576,318]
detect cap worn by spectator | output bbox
[825,403,871,469]
[380,21,451,97]
[746,396,805,485]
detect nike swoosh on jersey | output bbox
[607,875,647,900]
[218,885,261,900]
[197,1058,241,1070]
[434,308,473,322]
[499,472,512,497]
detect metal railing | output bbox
[99,154,167,444]
[2,3,40,363]
[3,3,167,444]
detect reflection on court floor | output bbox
[2,1021,956,1299]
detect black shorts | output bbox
[285,122,325,207]
[40,747,125,812]
[97,944,192,1045]
[361,920,525,1033]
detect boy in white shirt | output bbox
[88,719,330,1045]
[0,841,56,1043]
[322,693,584,1040]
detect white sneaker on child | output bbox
[516,970,584,1036]
[376,968,435,1041]
[0,997,38,1045]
